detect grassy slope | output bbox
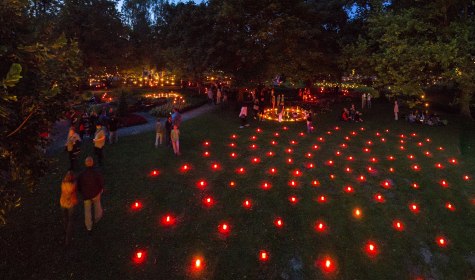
[1,101,474,279]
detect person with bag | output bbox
[60,170,78,246]
[65,126,81,170]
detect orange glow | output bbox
[353,208,362,218]
[436,236,448,247]
[259,250,269,261]
[193,257,204,270]
[445,202,455,211]
[229,181,236,187]
[312,180,321,187]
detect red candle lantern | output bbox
[202,196,214,208]
[203,151,210,157]
[267,151,275,157]
[242,199,252,209]
[251,157,261,164]
[131,201,143,211]
[463,175,470,181]
[436,236,448,247]
[392,220,405,231]
[288,180,298,188]
[230,152,238,158]
[364,241,379,257]
[440,180,449,188]
[409,203,420,213]
[317,256,337,274]
[374,193,385,203]
[133,250,147,264]
[150,169,159,177]
[287,158,293,164]
[161,214,176,226]
[344,185,354,193]
[236,167,246,174]
[286,148,293,154]
[203,141,210,147]
[305,152,313,158]
[314,221,327,232]
[445,202,455,211]
[312,180,321,187]
[293,169,302,176]
[289,195,298,204]
[274,218,284,228]
[218,222,230,234]
[196,180,207,189]
[259,250,269,262]
[269,167,277,174]
[271,140,277,145]
[211,162,220,170]
[193,257,204,271]
[180,164,191,172]
[261,182,272,190]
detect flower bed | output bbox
[119,113,147,128]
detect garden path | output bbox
[47,104,218,153]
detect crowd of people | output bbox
[341,104,364,122]
[406,110,447,126]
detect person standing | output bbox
[77,157,104,233]
[367,93,372,109]
[93,123,106,166]
[361,93,366,109]
[60,170,78,246]
[171,108,182,128]
[239,104,249,128]
[170,125,180,155]
[394,100,399,120]
[165,116,173,146]
[306,111,313,133]
[155,118,164,147]
[108,114,119,144]
[65,126,81,171]
[278,104,284,123]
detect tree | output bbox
[348,0,475,117]
[0,0,82,224]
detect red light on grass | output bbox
[445,202,455,211]
[218,223,230,234]
[269,167,277,174]
[436,236,448,247]
[131,201,142,211]
[196,180,207,189]
[326,160,334,166]
[288,180,298,188]
[344,136,350,141]
[426,138,431,142]
[211,163,220,170]
[229,181,236,188]
[250,144,257,149]
[435,163,443,169]
[318,256,336,274]
[293,169,302,176]
[400,146,405,150]
[440,180,449,188]
[392,220,405,231]
[370,157,377,163]
[305,152,313,158]
[180,164,191,172]
[203,141,210,146]
[202,196,214,208]
[193,257,204,271]
[261,182,272,190]
[358,175,366,182]
[251,157,261,164]
[335,151,341,156]
[242,199,252,209]
[381,180,391,189]
[236,167,246,174]
[344,185,354,193]
[347,156,354,161]
[306,163,315,169]
[389,167,395,173]
[374,193,385,203]
[318,137,324,142]
[340,143,347,148]
[229,142,236,148]
[231,134,237,139]
[267,151,275,157]
[412,164,420,171]
[312,180,320,187]
[409,203,420,213]
[203,151,210,157]
[287,158,293,164]
[161,214,176,226]
[365,241,379,257]
[274,218,284,228]
[438,146,444,150]
[424,151,432,156]
[250,135,257,141]
[345,167,352,173]
[133,250,146,264]
[283,126,288,130]
[289,195,298,204]
[300,132,305,136]
[363,148,370,153]
[367,140,373,145]
[274,132,280,137]
[256,128,262,133]
[449,158,457,164]
[271,140,277,145]
[330,174,336,180]
[314,221,327,233]
[150,169,159,176]
[411,182,419,189]
[318,195,327,203]
[259,250,269,262]
[230,152,238,158]
[290,140,297,145]
[463,175,470,181]
[286,148,293,154]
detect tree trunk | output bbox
[459,90,473,120]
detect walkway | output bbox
[47,104,218,153]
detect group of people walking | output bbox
[155,108,182,155]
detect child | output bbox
[170,125,180,155]
[60,171,78,246]
[155,118,164,147]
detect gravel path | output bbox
[47,104,218,153]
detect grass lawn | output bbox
[1,101,474,279]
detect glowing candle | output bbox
[286,148,293,153]
[463,175,470,181]
[318,137,324,142]
[236,167,246,174]
[269,168,277,174]
[306,152,313,158]
[358,175,366,182]
[315,221,327,232]
[218,223,230,234]
[436,236,447,247]
[150,170,159,176]
[389,167,395,173]
[330,174,336,180]
[161,214,175,226]
[243,199,252,209]
[274,132,280,137]
[229,143,236,148]
[344,185,354,193]
[327,160,334,166]
[252,157,260,164]
[250,144,257,149]
[353,208,362,218]
[293,169,302,176]
[340,143,347,148]
[411,182,419,189]
[412,164,420,171]
[289,180,297,188]
[381,180,391,189]
[374,193,385,203]
[259,250,269,261]
[312,180,320,187]
[256,128,262,133]
[449,158,457,164]
[131,200,143,211]
[367,140,373,145]
[345,167,352,173]
[271,140,277,145]
[435,163,443,168]
[274,218,284,228]
[203,151,210,157]
[211,163,220,170]
[193,257,204,270]
[289,196,298,204]
[392,220,404,231]
[196,180,207,189]
[335,151,341,156]
[290,140,297,145]
[180,164,190,172]
[363,148,370,153]
[440,180,448,188]
[203,141,210,146]
[229,181,236,188]
[445,202,455,211]
[318,195,327,203]
[409,203,420,213]
[261,182,271,190]
[231,134,237,139]
[250,135,257,141]
[267,151,274,157]
[408,154,415,159]
[203,196,214,207]
[313,145,319,150]
[365,241,378,257]
[347,156,354,161]
[133,250,146,264]
[287,158,293,164]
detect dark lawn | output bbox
[1,101,474,279]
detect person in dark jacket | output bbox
[108,114,119,144]
[165,116,173,146]
[77,157,104,233]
